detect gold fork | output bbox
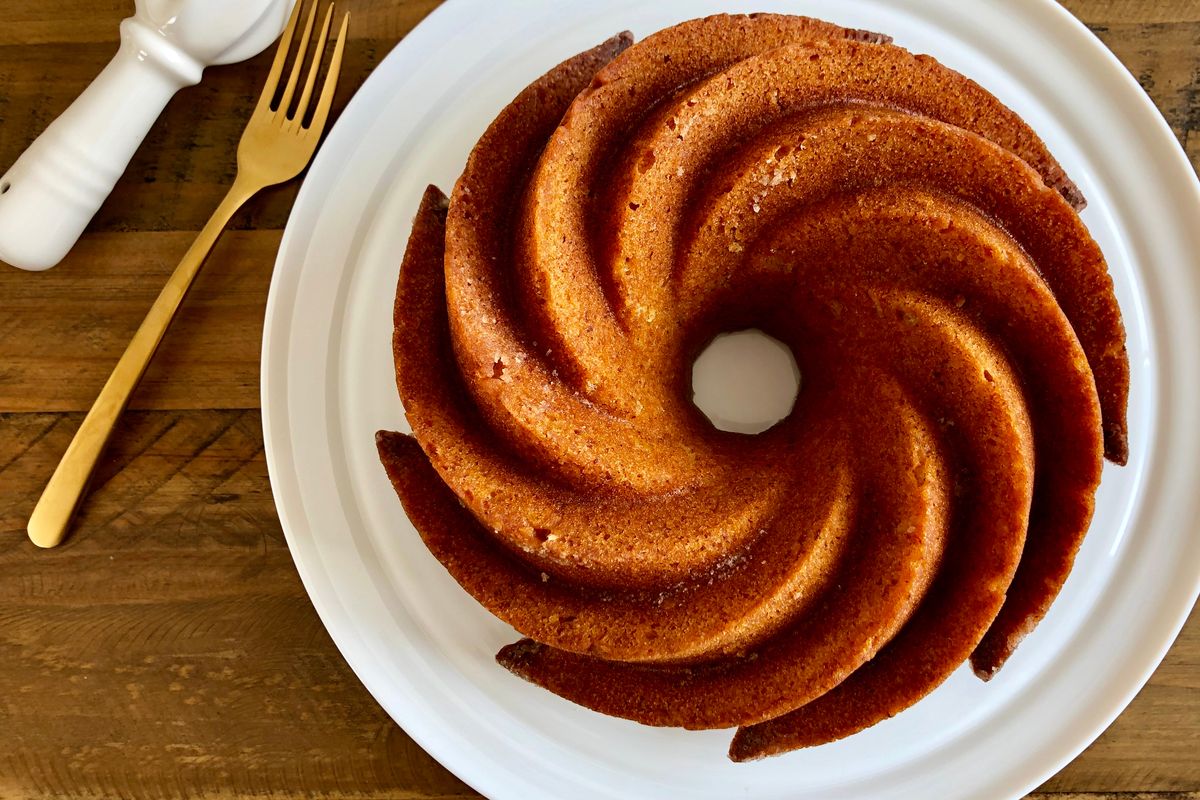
[27,0,350,548]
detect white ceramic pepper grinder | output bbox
[0,0,295,271]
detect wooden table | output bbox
[1,2,1196,798]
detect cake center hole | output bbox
[691,329,800,434]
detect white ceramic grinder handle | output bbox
[0,18,206,271]
[0,0,292,271]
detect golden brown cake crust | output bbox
[378,13,1127,760]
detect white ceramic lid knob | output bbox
[0,0,294,271]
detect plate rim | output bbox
[261,2,1200,798]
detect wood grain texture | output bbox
[0,231,276,413]
[0,411,475,800]
[0,1,1196,798]
[1060,0,1200,23]
[1030,796,1200,800]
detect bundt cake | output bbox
[375,13,1128,761]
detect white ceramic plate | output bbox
[261,1,1200,797]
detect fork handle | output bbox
[27,174,260,548]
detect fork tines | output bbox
[259,0,349,131]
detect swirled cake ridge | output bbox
[376,13,1127,760]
